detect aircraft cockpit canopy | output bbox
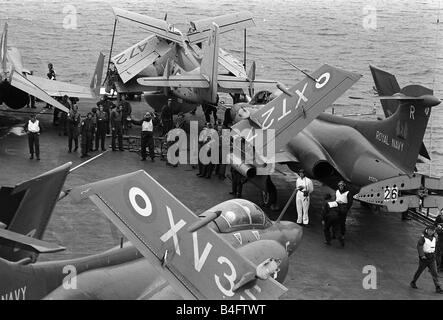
[249,90,275,105]
[205,199,273,233]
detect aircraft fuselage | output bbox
[286,114,405,191]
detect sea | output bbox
[0,0,442,175]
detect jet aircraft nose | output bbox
[278,221,303,256]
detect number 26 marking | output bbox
[384,187,398,201]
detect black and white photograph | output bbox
[0,0,442,306]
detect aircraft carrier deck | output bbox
[0,100,442,300]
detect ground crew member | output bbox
[410,226,443,293]
[335,180,353,239]
[295,169,314,226]
[321,194,342,246]
[229,167,246,198]
[197,123,209,177]
[111,105,124,151]
[45,63,56,109]
[105,62,119,94]
[80,112,95,158]
[197,123,215,178]
[67,105,81,153]
[434,209,443,272]
[58,95,70,136]
[94,105,108,151]
[47,63,56,80]
[120,95,132,135]
[90,107,98,152]
[132,112,155,162]
[24,114,40,160]
[97,96,115,134]
[161,98,173,136]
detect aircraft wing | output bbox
[232,64,361,154]
[219,48,247,78]
[9,71,70,113]
[113,7,184,44]
[0,228,65,254]
[187,11,255,44]
[70,170,287,300]
[218,75,277,90]
[25,75,95,99]
[137,75,210,88]
[115,78,157,93]
[112,35,172,83]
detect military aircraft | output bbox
[137,23,276,111]
[108,8,270,114]
[0,168,301,299]
[0,23,104,113]
[0,163,71,263]
[225,65,440,207]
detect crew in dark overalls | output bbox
[321,194,341,246]
[80,112,95,158]
[95,105,108,151]
[58,95,71,136]
[161,99,173,136]
[67,105,81,153]
[97,96,115,134]
[120,95,132,135]
[229,167,246,198]
[111,105,124,151]
[434,209,443,272]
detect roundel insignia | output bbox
[129,187,152,217]
[124,181,158,223]
[315,72,330,89]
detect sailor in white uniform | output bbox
[295,169,314,226]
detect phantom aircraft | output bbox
[0,23,103,113]
[0,167,301,300]
[224,66,440,207]
[108,8,271,114]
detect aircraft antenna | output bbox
[280,58,318,83]
[429,0,441,176]
[243,28,247,71]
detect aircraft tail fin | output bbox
[0,162,71,262]
[0,23,7,73]
[357,83,440,173]
[233,64,361,155]
[200,23,219,104]
[370,65,430,160]
[70,170,287,300]
[90,52,104,97]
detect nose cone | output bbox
[278,221,303,256]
